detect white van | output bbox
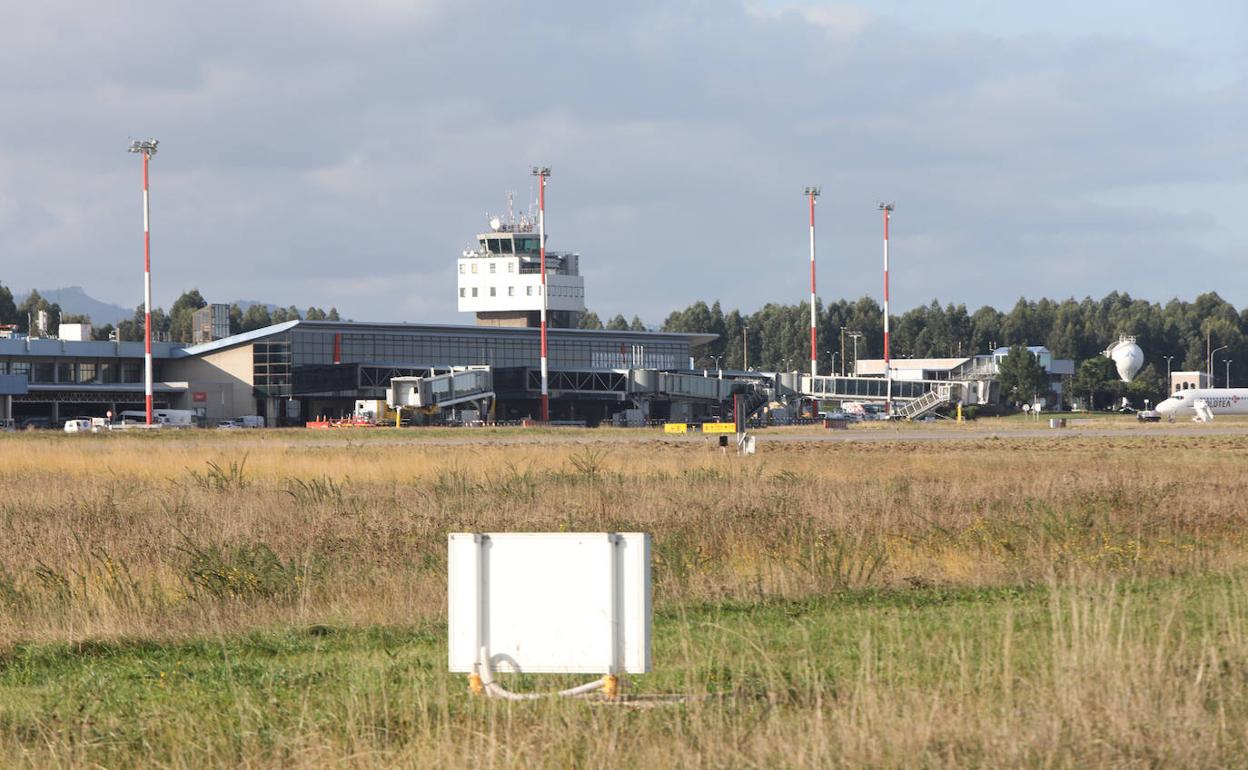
[119,409,196,427]
[63,419,92,433]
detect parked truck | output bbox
[354,400,398,426]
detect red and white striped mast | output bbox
[531,165,551,422]
[804,186,820,378]
[129,138,159,425]
[878,202,894,414]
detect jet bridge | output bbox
[797,374,985,418]
[387,367,495,410]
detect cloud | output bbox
[0,0,1243,324]
[747,2,873,38]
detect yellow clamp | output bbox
[602,674,619,699]
[468,673,484,696]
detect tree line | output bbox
[650,291,1246,372]
[645,292,1248,408]
[578,311,648,332]
[0,284,338,343]
[5,278,1246,407]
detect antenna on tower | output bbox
[507,191,515,227]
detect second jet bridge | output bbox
[521,368,756,403]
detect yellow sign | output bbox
[701,422,736,434]
[663,423,689,434]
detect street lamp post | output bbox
[829,351,838,376]
[1209,345,1228,384]
[530,165,551,421]
[1163,355,1174,391]
[848,331,864,376]
[743,324,749,370]
[712,355,724,379]
[1224,359,1233,388]
[839,326,847,377]
[128,138,159,426]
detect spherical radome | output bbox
[1110,340,1144,382]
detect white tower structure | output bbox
[456,200,585,329]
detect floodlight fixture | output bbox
[128,138,159,156]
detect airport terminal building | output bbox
[0,321,713,426]
[0,208,723,427]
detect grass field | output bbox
[1,426,1247,767]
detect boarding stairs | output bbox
[893,383,953,420]
[733,390,771,428]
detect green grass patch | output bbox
[1,573,1246,767]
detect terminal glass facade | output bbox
[285,325,691,372]
[243,323,700,400]
[0,358,154,384]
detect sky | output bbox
[1,0,1245,325]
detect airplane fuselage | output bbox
[1155,388,1248,420]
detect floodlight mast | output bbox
[805,186,820,379]
[531,166,551,422]
[128,138,159,425]
[878,202,894,415]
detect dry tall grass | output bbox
[0,430,1244,641]
[0,428,1246,767]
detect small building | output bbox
[192,304,231,344]
[854,345,1075,407]
[58,323,93,342]
[0,334,183,425]
[1170,371,1210,393]
[854,357,971,381]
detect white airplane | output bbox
[1155,388,1248,422]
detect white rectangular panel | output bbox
[448,532,651,674]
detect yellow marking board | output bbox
[663,423,689,434]
[701,422,736,434]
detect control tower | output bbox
[457,206,585,328]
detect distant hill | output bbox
[14,288,279,326]
[227,300,279,313]
[17,287,132,326]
